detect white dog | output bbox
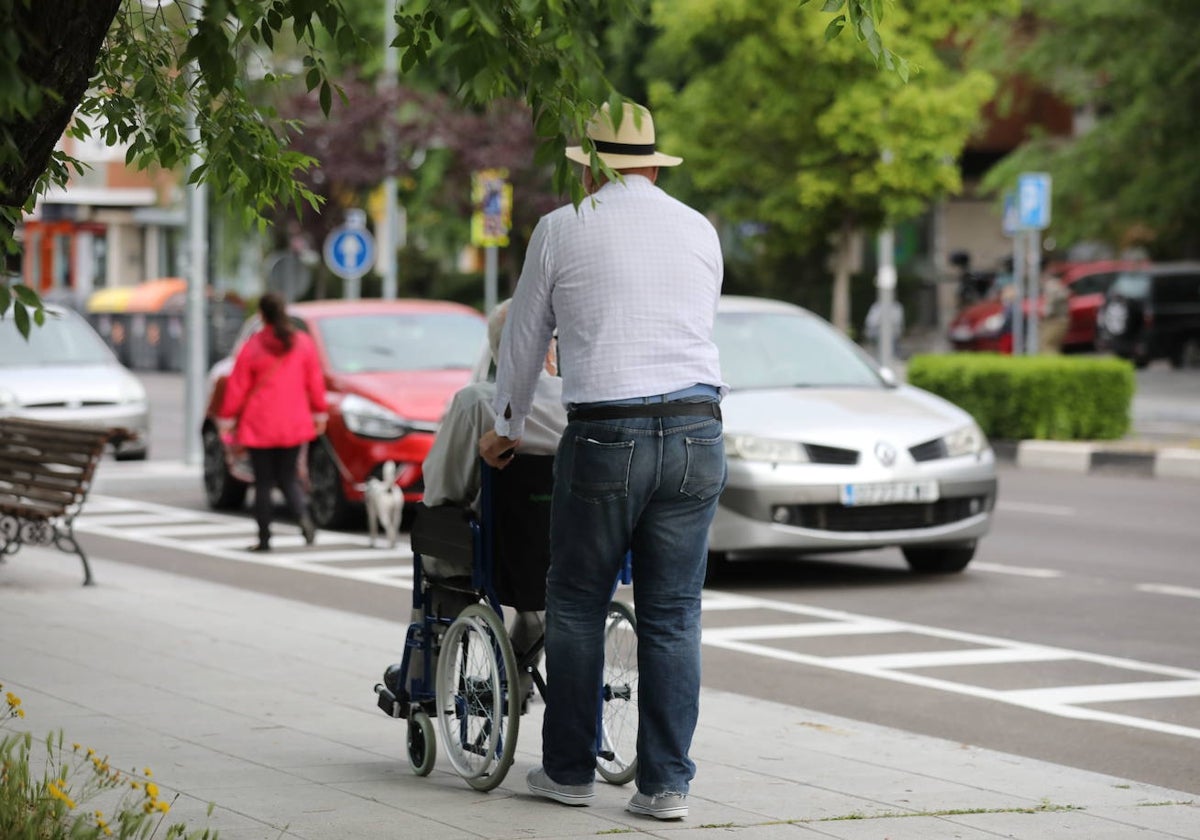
[365,461,404,549]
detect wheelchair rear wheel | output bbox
[596,600,638,785]
[435,603,521,791]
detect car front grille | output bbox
[804,443,859,465]
[908,439,948,462]
[784,496,988,532]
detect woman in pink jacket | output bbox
[218,292,328,551]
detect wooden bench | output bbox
[0,417,129,585]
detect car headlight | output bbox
[118,377,147,405]
[979,312,1006,336]
[0,387,16,411]
[725,434,810,463]
[942,423,986,457]
[341,393,436,440]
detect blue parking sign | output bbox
[1017,172,1051,230]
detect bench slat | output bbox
[0,418,129,586]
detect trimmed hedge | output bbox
[905,353,1135,441]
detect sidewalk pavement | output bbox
[3,550,1196,839]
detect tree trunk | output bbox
[830,220,855,334]
[0,1,122,209]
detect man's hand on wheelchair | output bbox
[479,430,520,469]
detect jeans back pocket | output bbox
[681,434,726,500]
[570,436,635,503]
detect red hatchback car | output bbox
[947,260,1143,354]
[202,298,486,528]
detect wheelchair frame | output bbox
[374,457,638,792]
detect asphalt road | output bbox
[78,367,1200,796]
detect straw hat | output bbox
[564,102,683,169]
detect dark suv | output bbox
[1096,262,1200,368]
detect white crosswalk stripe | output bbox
[78,495,1200,742]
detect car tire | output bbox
[1170,337,1200,369]
[704,550,730,586]
[202,425,247,510]
[902,542,975,574]
[114,446,148,462]
[307,437,354,529]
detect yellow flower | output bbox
[73,743,82,752]
[143,767,153,777]
[130,781,141,790]
[145,782,159,799]
[15,709,24,718]
[5,692,20,708]
[155,800,170,813]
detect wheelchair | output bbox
[373,454,639,792]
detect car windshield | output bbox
[0,309,114,367]
[1111,273,1151,299]
[317,311,485,373]
[714,309,883,390]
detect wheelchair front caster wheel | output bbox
[407,710,436,776]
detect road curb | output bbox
[998,439,1199,479]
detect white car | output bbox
[0,304,150,459]
[710,296,996,574]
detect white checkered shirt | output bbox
[493,175,725,439]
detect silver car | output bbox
[0,304,150,459]
[711,297,996,574]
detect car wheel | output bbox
[902,542,975,574]
[704,550,730,586]
[202,425,247,510]
[307,438,353,529]
[1170,337,1200,369]
[114,445,148,462]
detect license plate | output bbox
[840,481,939,507]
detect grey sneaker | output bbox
[526,765,595,806]
[627,791,688,820]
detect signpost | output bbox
[1004,191,1025,356]
[471,169,512,315]
[323,209,376,299]
[1017,173,1051,354]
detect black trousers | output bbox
[248,445,308,544]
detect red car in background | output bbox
[948,260,1144,354]
[202,298,486,529]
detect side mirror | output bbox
[879,367,898,387]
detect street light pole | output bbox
[379,2,399,300]
[182,2,208,466]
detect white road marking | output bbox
[822,647,1074,671]
[995,500,1075,516]
[703,620,898,642]
[971,562,1064,578]
[1005,680,1200,707]
[78,494,1200,742]
[1137,583,1200,600]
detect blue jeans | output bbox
[541,406,726,795]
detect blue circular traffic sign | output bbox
[323,225,376,280]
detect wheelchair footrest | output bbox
[374,683,405,719]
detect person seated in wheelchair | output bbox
[410,299,566,685]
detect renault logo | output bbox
[874,441,897,467]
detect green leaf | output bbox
[319,81,332,116]
[13,284,40,308]
[0,284,10,315]
[821,0,846,12]
[824,15,846,41]
[14,302,30,339]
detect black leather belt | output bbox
[568,402,721,423]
